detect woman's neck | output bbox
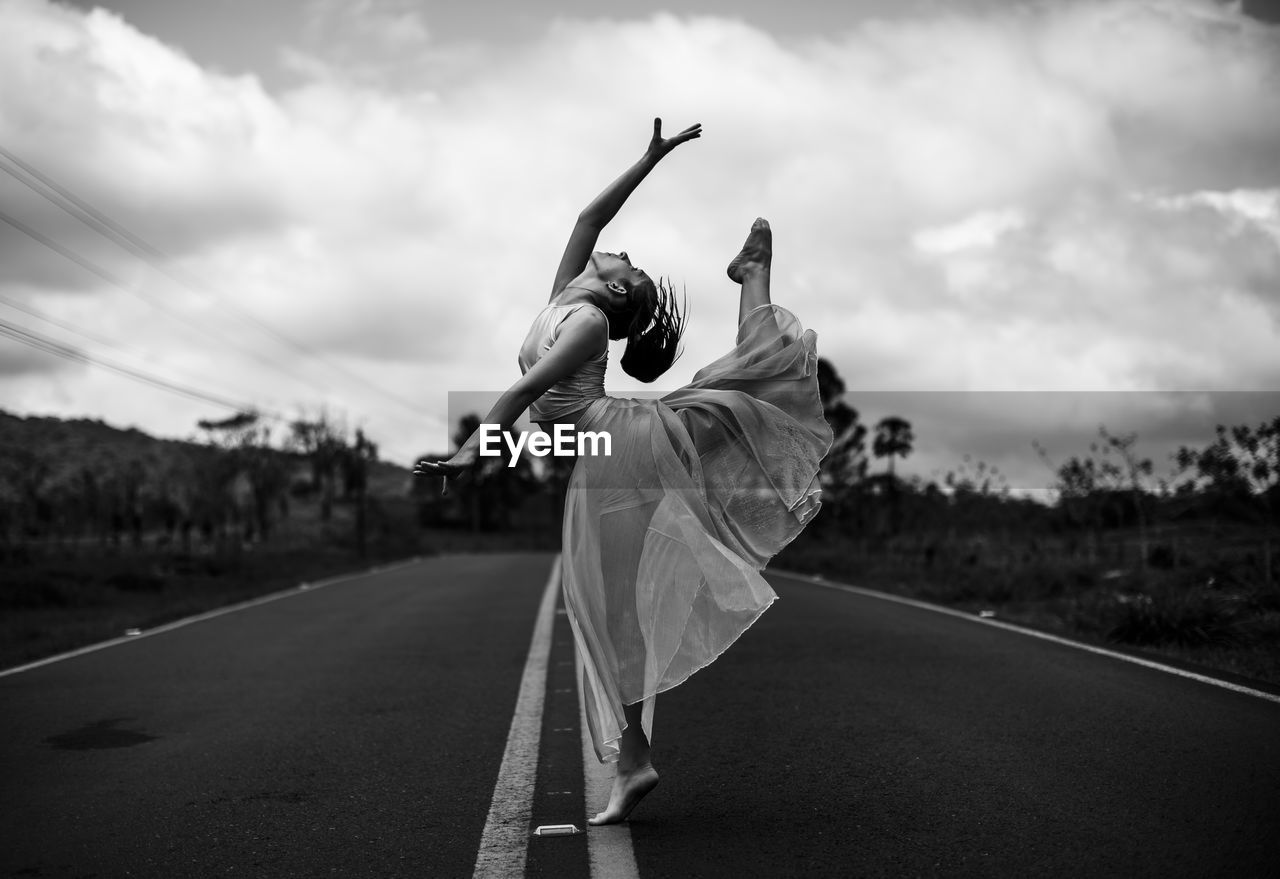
[555,282,607,307]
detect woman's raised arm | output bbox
[549,118,701,300]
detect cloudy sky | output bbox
[1,0,1278,491]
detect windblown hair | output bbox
[613,276,687,383]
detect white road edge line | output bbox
[774,570,1280,707]
[472,555,561,879]
[577,633,641,879]
[0,556,428,679]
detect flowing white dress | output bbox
[518,301,832,764]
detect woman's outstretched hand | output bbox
[646,118,701,161]
[413,445,479,496]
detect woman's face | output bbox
[591,251,647,285]
[589,251,656,339]
[591,250,651,315]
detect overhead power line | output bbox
[0,207,343,403]
[0,316,285,419]
[0,293,270,406]
[0,143,427,417]
[0,294,127,354]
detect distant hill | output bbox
[2,409,198,464]
[0,408,412,502]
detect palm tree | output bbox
[816,358,868,519]
[873,416,914,534]
[873,416,914,480]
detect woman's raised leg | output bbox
[727,217,773,327]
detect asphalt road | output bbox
[2,553,1278,878]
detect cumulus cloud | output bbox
[0,0,1277,483]
[302,0,431,52]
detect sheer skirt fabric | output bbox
[561,304,833,763]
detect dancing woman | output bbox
[416,119,832,824]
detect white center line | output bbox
[577,637,642,879]
[472,555,561,879]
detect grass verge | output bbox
[776,532,1280,690]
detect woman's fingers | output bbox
[413,459,473,497]
[412,462,455,496]
[650,119,702,152]
[667,123,701,148]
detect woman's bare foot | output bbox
[726,217,772,282]
[587,764,660,826]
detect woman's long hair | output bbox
[616,276,687,383]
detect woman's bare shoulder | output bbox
[567,301,608,325]
[556,304,609,351]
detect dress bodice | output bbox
[518,302,608,423]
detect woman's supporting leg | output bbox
[727,217,773,326]
[588,700,660,825]
[619,700,651,770]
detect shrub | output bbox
[0,579,70,609]
[105,570,167,593]
[1244,586,1280,613]
[1147,543,1177,570]
[1105,586,1247,648]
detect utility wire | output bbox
[0,294,128,354]
[0,316,285,419]
[0,207,345,403]
[0,293,270,407]
[0,144,426,416]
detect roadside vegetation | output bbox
[3,372,1278,687]
[776,361,1280,687]
[0,408,555,668]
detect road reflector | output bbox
[533,824,581,837]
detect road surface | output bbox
[2,553,1278,877]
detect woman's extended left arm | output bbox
[413,309,609,492]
